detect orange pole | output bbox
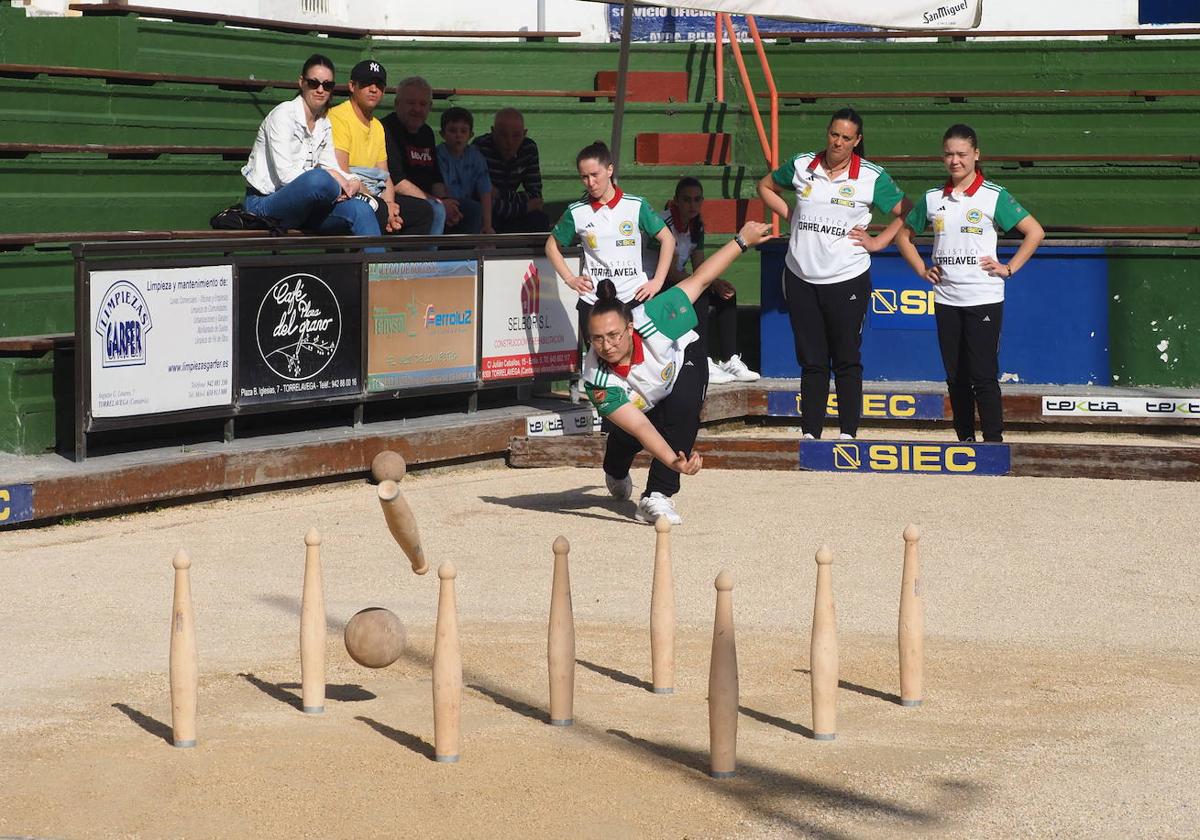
[722,14,771,163]
[745,15,781,235]
[714,14,724,103]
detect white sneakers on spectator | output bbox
[707,358,735,384]
[636,492,683,525]
[605,472,632,501]
[839,433,855,440]
[719,354,760,381]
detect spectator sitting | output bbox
[240,53,379,238]
[473,107,548,234]
[436,107,493,235]
[327,59,434,237]
[382,76,458,235]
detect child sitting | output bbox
[435,106,494,235]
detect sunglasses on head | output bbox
[302,77,336,92]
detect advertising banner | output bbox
[1042,396,1200,419]
[0,484,34,526]
[238,263,362,406]
[480,256,580,382]
[607,6,872,42]
[767,390,944,420]
[799,440,1010,476]
[367,259,478,391]
[88,264,233,418]
[525,408,602,437]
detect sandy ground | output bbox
[1,465,1198,839]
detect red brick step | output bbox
[697,198,767,233]
[635,133,731,165]
[594,71,689,103]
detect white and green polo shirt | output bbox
[582,286,698,416]
[642,208,704,275]
[552,187,667,304]
[771,151,906,284]
[905,170,1030,307]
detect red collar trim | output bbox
[943,169,985,197]
[590,186,623,211]
[610,329,643,378]
[807,152,861,180]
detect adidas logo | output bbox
[849,294,857,300]
[983,315,991,322]
[684,360,694,367]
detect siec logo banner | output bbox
[870,288,937,331]
[799,441,1011,475]
[0,484,34,526]
[1043,396,1200,418]
[767,391,944,420]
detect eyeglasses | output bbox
[302,77,336,92]
[591,327,629,348]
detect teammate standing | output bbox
[856,124,1044,442]
[545,141,676,336]
[757,108,910,440]
[583,221,773,525]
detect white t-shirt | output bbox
[906,171,1030,307]
[643,208,704,275]
[242,96,340,195]
[552,188,666,304]
[770,151,905,284]
[582,287,698,415]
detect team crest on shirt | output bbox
[619,220,634,236]
[661,362,676,383]
[799,182,813,199]
[933,215,945,233]
[966,208,983,224]
[838,184,856,198]
[583,230,598,249]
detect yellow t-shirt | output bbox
[327,101,388,168]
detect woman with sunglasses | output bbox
[583,221,773,526]
[757,108,910,440]
[240,54,380,237]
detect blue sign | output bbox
[607,6,872,42]
[0,484,34,526]
[767,390,944,420]
[1139,0,1200,23]
[799,440,1011,476]
[760,241,1111,385]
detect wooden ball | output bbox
[343,607,406,669]
[370,450,407,484]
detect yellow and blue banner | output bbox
[768,390,944,420]
[0,484,34,526]
[800,440,1010,475]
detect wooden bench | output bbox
[68,3,581,40]
[0,63,614,100]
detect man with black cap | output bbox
[327,59,434,236]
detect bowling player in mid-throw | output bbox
[581,220,773,526]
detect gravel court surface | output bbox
[1,465,1197,838]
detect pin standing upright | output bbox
[300,527,325,714]
[433,561,462,762]
[810,545,838,741]
[898,524,924,707]
[547,536,575,726]
[708,570,738,778]
[168,549,198,748]
[650,517,675,694]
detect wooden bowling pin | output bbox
[300,527,325,714]
[650,517,675,694]
[811,545,838,741]
[899,524,924,707]
[547,536,575,726]
[377,479,429,575]
[168,549,198,748]
[433,561,462,762]
[708,570,738,778]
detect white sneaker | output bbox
[707,358,735,384]
[605,473,632,501]
[802,433,815,440]
[838,433,855,440]
[720,354,760,382]
[635,492,682,525]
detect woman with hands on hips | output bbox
[857,123,1044,442]
[546,141,676,335]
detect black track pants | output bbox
[784,267,871,438]
[935,301,1004,442]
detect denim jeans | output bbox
[244,168,381,239]
[426,197,446,236]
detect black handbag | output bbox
[209,204,286,236]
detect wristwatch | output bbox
[734,234,748,252]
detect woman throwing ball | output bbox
[757,108,910,440]
[584,221,773,525]
[857,123,1044,442]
